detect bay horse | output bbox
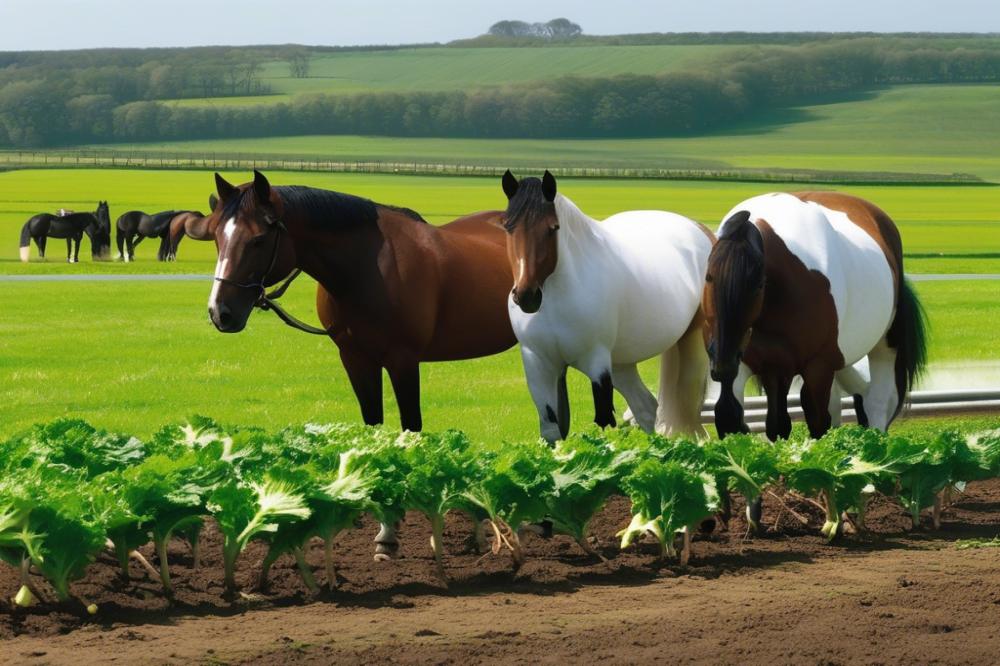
[206,171,516,558]
[703,192,928,443]
[19,202,111,262]
[166,195,219,259]
[501,170,713,443]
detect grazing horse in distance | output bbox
[502,170,713,443]
[206,170,516,558]
[166,195,219,259]
[703,192,927,443]
[116,209,195,261]
[19,202,111,262]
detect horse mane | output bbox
[710,211,765,335]
[150,210,183,226]
[503,177,555,232]
[272,186,426,229]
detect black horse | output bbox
[116,210,188,262]
[19,202,111,262]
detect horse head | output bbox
[90,201,113,259]
[702,210,766,385]
[208,171,297,333]
[501,169,559,314]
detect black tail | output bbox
[886,277,928,418]
[19,222,32,261]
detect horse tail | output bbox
[19,221,32,261]
[887,277,928,417]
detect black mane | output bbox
[504,177,554,232]
[267,185,426,229]
[709,212,766,346]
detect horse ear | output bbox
[746,221,764,257]
[209,194,219,211]
[501,170,519,199]
[253,170,271,205]
[541,170,557,202]
[215,173,238,202]
[721,210,764,256]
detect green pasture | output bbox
[163,45,737,102]
[2,169,998,274]
[0,278,995,441]
[98,84,1000,182]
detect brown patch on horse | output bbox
[743,219,844,378]
[793,191,903,289]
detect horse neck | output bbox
[552,195,608,277]
[286,215,388,300]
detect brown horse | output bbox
[702,192,927,443]
[207,171,516,558]
[166,195,219,260]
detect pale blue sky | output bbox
[1,0,997,51]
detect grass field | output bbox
[0,277,995,441]
[2,169,998,274]
[161,45,737,104]
[99,85,1000,182]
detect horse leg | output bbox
[581,350,615,430]
[36,235,47,259]
[116,230,125,260]
[836,361,871,428]
[73,235,82,263]
[125,235,135,262]
[65,238,72,263]
[658,320,710,438]
[386,360,421,433]
[800,362,836,440]
[556,368,570,440]
[339,349,384,426]
[611,364,657,432]
[762,374,793,442]
[861,337,901,431]
[520,346,566,444]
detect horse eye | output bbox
[549,224,560,235]
[705,274,714,283]
[249,234,267,246]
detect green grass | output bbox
[0,278,994,441]
[2,169,998,273]
[92,84,1000,182]
[159,45,737,103]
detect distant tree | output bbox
[546,18,582,39]
[288,50,311,78]
[488,20,533,38]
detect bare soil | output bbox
[2,481,999,665]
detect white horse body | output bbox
[511,194,712,442]
[719,192,899,429]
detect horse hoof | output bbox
[373,553,392,562]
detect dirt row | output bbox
[2,481,999,664]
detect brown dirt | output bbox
[2,480,1000,665]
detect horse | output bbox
[702,191,928,443]
[19,202,111,262]
[166,195,219,260]
[206,170,516,559]
[116,209,191,261]
[501,170,713,444]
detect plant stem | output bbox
[156,537,173,597]
[293,547,320,594]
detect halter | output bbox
[213,220,331,336]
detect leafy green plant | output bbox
[617,459,720,563]
[706,434,781,533]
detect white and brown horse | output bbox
[703,192,927,442]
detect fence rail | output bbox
[0,150,988,185]
[699,389,1000,432]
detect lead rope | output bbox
[255,269,332,336]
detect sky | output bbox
[1,0,998,51]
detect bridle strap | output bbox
[213,222,331,336]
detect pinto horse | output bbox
[703,192,928,443]
[502,171,713,443]
[19,202,111,262]
[206,170,516,558]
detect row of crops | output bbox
[2,417,999,613]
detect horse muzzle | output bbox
[209,302,248,333]
[512,286,543,314]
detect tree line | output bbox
[2,38,1000,147]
